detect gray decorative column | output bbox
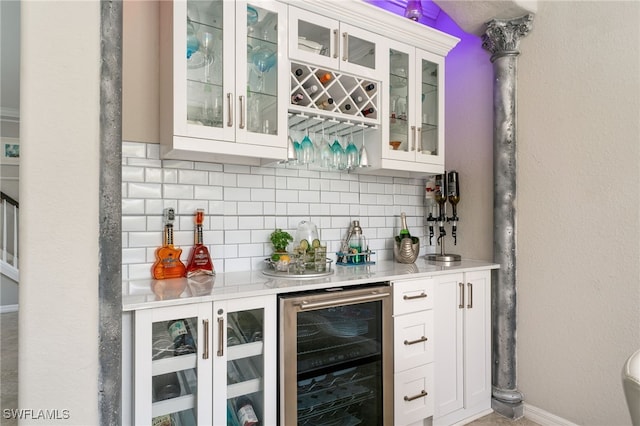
[481,14,533,420]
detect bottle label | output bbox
[237,404,259,426]
[168,320,187,340]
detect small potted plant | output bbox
[270,228,293,254]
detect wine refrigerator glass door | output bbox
[135,304,212,426]
[279,285,393,426]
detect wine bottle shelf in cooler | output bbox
[290,62,380,123]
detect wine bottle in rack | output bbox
[364,83,375,91]
[303,84,318,96]
[340,103,352,113]
[235,395,259,426]
[351,95,364,105]
[316,98,334,110]
[294,68,304,77]
[291,93,304,104]
[317,72,332,85]
[168,319,196,356]
[361,107,375,116]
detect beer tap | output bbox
[447,170,460,245]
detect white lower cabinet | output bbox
[133,295,276,426]
[392,277,435,426]
[433,270,492,426]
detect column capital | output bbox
[482,14,534,62]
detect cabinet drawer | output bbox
[394,364,434,426]
[394,310,434,372]
[393,278,434,315]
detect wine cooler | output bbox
[279,284,393,425]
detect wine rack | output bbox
[290,62,380,124]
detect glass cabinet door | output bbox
[416,50,444,165]
[236,0,287,146]
[339,23,380,80]
[181,0,235,142]
[388,48,412,157]
[289,6,338,70]
[135,304,212,426]
[213,296,276,426]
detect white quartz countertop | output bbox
[122,258,499,311]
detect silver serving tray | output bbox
[262,268,334,279]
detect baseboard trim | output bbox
[0,304,18,313]
[525,403,578,426]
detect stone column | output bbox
[481,14,533,420]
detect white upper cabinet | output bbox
[288,6,383,81]
[376,38,446,175]
[160,0,289,165]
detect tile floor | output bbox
[0,311,540,426]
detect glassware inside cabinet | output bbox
[389,49,410,153]
[186,0,224,129]
[226,308,266,426]
[420,58,439,156]
[297,20,331,59]
[151,317,199,424]
[246,5,279,136]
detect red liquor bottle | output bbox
[186,209,215,277]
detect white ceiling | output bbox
[0,1,537,122]
[0,0,20,121]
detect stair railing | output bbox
[1,191,19,275]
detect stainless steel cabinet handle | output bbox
[416,127,422,152]
[411,125,416,151]
[467,282,473,309]
[459,282,464,309]
[403,292,427,300]
[404,336,428,346]
[202,319,209,360]
[333,29,339,59]
[238,95,245,129]
[342,32,348,61]
[216,316,224,357]
[226,93,233,127]
[404,390,428,402]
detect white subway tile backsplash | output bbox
[223,187,251,201]
[129,182,163,199]
[121,142,431,280]
[224,230,251,244]
[179,169,208,185]
[164,184,194,200]
[194,185,223,200]
[237,174,263,188]
[236,202,261,217]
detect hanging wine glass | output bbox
[345,128,359,169]
[319,123,332,168]
[331,134,345,170]
[300,133,314,165]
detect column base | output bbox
[492,398,524,420]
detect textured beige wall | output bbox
[123,0,160,143]
[19,1,100,424]
[517,2,640,424]
[439,12,494,261]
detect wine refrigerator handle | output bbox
[217,316,224,357]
